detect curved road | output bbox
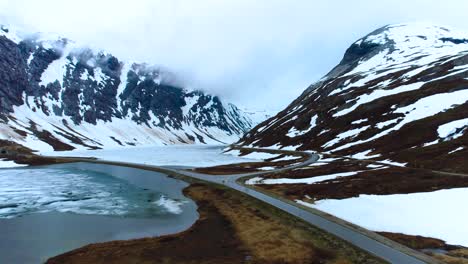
[164,149,434,264]
[64,148,436,264]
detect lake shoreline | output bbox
[0,163,198,264]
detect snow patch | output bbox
[302,187,468,247]
[154,195,186,214]
[247,171,362,185]
[0,159,27,168]
[438,118,468,140]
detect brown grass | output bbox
[431,254,468,264]
[378,232,468,264]
[194,151,307,175]
[0,139,79,166]
[377,232,446,250]
[449,249,468,259]
[47,183,385,264]
[254,159,468,201]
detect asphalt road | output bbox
[166,151,431,264]
[61,148,435,263]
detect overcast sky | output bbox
[1,0,468,111]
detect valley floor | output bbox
[47,182,384,264]
[2,144,465,263]
[40,144,260,167]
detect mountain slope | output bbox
[238,23,468,173]
[0,25,252,152]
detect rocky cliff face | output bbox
[238,23,468,173]
[0,25,252,152]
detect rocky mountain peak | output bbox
[329,23,468,79]
[0,23,255,151]
[238,23,468,173]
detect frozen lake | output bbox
[0,163,198,263]
[41,144,258,167]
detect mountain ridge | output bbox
[238,23,468,173]
[0,24,254,152]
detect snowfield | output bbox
[43,145,263,167]
[438,118,468,140]
[298,188,468,247]
[246,171,362,185]
[0,159,27,168]
[238,151,279,160]
[2,101,244,153]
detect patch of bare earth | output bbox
[378,232,468,264]
[0,139,81,166]
[250,158,468,201]
[238,53,468,174]
[194,149,307,175]
[47,183,385,264]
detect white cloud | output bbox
[1,0,468,110]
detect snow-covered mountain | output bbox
[0,25,253,152]
[241,108,277,125]
[239,23,468,172]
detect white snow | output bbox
[182,95,200,116]
[376,119,400,129]
[116,62,131,99]
[317,157,342,163]
[300,157,342,168]
[379,159,407,167]
[286,115,317,138]
[301,188,468,247]
[423,140,439,147]
[334,82,424,117]
[0,25,23,43]
[0,25,250,152]
[349,150,381,159]
[0,159,27,168]
[323,126,370,148]
[258,166,276,171]
[240,108,276,126]
[92,67,107,84]
[39,45,76,87]
[331,88,468,152]
[225,149,242,157]
[44,145,261,167]
[352,119,368,125]
[4,95,245,153]
[246,171,361,185]
[449,147,464,154]
[437,118,468,140]
[367,164,385,169]
[303,162,328,167]
[280,145,302,151]
[154,195,186,214]
[270,155,301,162]
[245,177,264,185]
[350,23,468,80]
[241,152,279,161]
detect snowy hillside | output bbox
[241,108,277,125]
[0,25,253,152]
[239,23,468,172]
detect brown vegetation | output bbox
[47,183,385,264]
[253,159,468,201]
[237,50,468,174]
[378,232,468,264]
[194,149,307,175]
[0,139,81,166]
[377,232,447,250]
